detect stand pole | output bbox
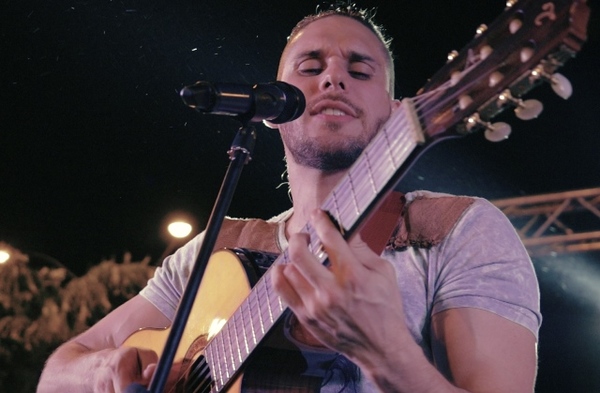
[127,124,256,393]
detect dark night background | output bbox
[1,0,599,391]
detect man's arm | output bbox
[357,307,537,393]
[272,208,538,393]
[431,308,537,392]
[37,295,171,393]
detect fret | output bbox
[204,345,221,393]
[276,290,285,313]
[222,325,233,379]
[255,286,266,336]
[255,284,267,341]
[381,120,399,171]
[268,277,285,315]
[210,337,224,389]
[363,149,378,194]
[347,172,360,218]
[230,310,244,364]
[244,294,257,346]
[331,189,344,233]
[264,274,275,325]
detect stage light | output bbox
[167,221,193,239]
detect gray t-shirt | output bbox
[140,191,541,391]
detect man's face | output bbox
[276,15,396,172]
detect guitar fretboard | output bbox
[203,98,426,392]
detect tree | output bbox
[0,251,155,393]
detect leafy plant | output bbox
[0,251,155,393]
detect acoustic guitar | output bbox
[124,0,590,391]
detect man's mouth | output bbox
[311,99,358,118]
[319,108,349,116]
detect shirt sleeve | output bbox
[431,198,542,339]
[139,232,205,321]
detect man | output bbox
[37,5,541,393]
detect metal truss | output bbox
[492,188,600,257]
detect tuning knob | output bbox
[515,100,544,120]
[549,73,573,99]
[447,50,459,63]
[484,122,512,142]
[497,90,544,120]
[465,113,512,142]
[531,68,573,99]
[475,24,488,37]
[506,0,518,9]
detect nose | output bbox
[320,62,346,91]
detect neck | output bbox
[285,159,348,237]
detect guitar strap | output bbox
[359,190,405,255]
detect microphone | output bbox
[180,81,305,124]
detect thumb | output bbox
[141,363,157,383]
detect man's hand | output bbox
[271,209,412,370]
[91,346,157,393]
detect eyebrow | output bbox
[348,51,376,65]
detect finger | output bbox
[136,348,159,371]
[312,210,384,272]
[270,264,304,309]
[136,348,158,385]
[287,230,333,289]
[142,363,157,382]
[114,347,156,392]
[310,209,362,272]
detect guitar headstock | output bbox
[416,0,589,142]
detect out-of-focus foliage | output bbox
[0,247,155,393]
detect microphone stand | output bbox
[126,119,256,393]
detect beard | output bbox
[286,132,365,171]
[280,114,389,172]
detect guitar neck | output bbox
[203,98,427,392]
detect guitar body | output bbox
[124,249,324,392]
[124,249,251,393]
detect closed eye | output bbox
[299,68,322,75]
[349,71,371,80]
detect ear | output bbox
[262,119,279,129]
[391,99,402,112]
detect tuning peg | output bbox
[475,24,488,37]
[484,122,512,142]
[515,99,544,120]
[509,18,523,34]
[447,50,459,63]
[480,45,493,60]
[497,90,544,120]
[489,71,505,87]
[506,0,518,9]
[464,113,512,142]
[550,73,573,99]
[531,68,573,99]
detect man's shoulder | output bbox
[390,190,481,249]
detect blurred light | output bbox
[167,221,193,238]
[537,253,600,309]
[0,250,9,264]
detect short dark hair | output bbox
[289,2,393,55]
[280,1,396,95]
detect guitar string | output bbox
[322,110,415,231]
